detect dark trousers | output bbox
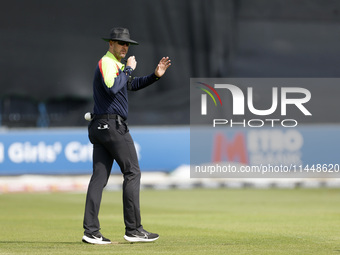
[83,117,143,235]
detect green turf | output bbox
[0,188,340,254]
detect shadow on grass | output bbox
[0,240,145,245]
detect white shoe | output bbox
[82,233,111,245]
[124,229,159,242]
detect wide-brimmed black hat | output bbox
[102,27,139,45]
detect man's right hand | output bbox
[126,56,137,70]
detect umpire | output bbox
[82,27,171,245]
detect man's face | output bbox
[110,41,130,61]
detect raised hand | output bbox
[126,56,137,70]
[155,57,171,78]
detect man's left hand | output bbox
[155,57,171,78]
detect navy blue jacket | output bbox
[93,51,159,120]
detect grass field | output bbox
[1,188,340,254]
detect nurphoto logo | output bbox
[190,78,340,179]
[194,81,312,128]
